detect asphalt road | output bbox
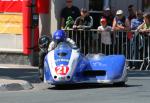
[0,66,150,103]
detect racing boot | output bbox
[38,35,50,81]
[38,51,47,81]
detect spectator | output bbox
[129,10,144,69]
[73,8,93,30]
[112,10,130,31]
[72,8,93,54]
[112,10,130,55]
[60,0,80,29]
[131,10,144,30]
[97,18,112,55]
[102,7,114,26]
[128,4,136,22]
[137,13,150,32]
[136,13,150,70]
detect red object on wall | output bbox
[0,0,22,12]
[22,0,32,55]
[0,0,50,13]
[0,0,48,55]
[37,0,49,13]
[22,0,39,55]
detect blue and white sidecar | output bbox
[43,42,127,86]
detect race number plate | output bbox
[55,66,69,75]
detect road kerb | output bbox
[0,79,33,91]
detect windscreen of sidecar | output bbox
[55,42,72,51]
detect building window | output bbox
[89,0,104,11]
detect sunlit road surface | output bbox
[0,66,150,103]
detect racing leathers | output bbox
[38,37,77,81]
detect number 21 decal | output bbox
[55,66,69,75]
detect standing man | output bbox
[128,5,136,23]
[60,0,80,29]
[73,8,93,54]
[102,7,114,26]
[112,10,130,55]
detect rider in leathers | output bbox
[38,30,77,81]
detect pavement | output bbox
[0,64,37,69]
[0,34,38,91]
[0,79,33,91]
[0,64,38,91]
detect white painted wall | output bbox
[50,0,65,34]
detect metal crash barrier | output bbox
[64,29,150,71]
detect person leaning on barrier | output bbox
[129,10,144,69]
[112,10,130,31]
[72,8,93,54]
[97,18,112,55]
[60,0,80,29]
[38,30,77,81]
[131,10,144,30]
[136,13,150,70]
[112,10,130,55]
[137,13,150,32]
[73,8,93,30]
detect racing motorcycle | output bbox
[43,42,127,86]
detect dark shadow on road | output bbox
[125,84,143,87]
[128,71,150,77]
[48,83,142,90]
[0,68,40,83]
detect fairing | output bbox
[44,42,127,85]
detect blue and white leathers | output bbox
[43,42,127,85]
